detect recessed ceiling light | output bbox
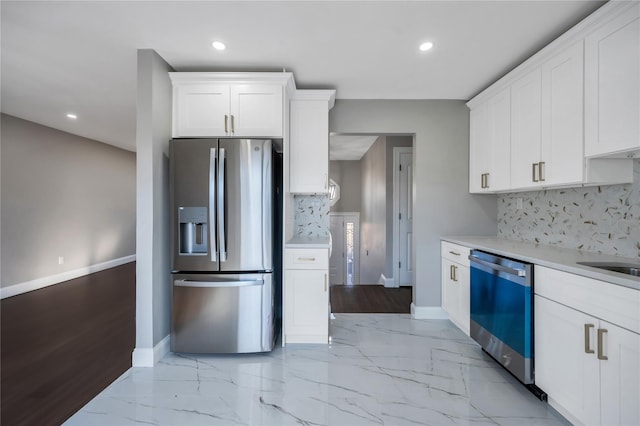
[419,42,434,52]
[66,113,77,119]
[212,41,226,51]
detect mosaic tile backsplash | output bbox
[498,159,640,259]
[293,195,330,238]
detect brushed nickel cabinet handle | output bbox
[224,115,228,133]
[449,251,460,256]
[480,174,485,189]
[584,324,595,354]
[231,114,235,134]
[597,328,608,360]
[485,173,489,188]
[539,162,546,182]
[532,163,539,182]
[450,264,454,280]
[297,257,316,262]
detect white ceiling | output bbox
[330,135,379,160]
[1,1,606,152]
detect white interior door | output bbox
[394,148,413,286]
[329,213,360,286]
[329,215,345,285]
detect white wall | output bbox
[329,100,498,309]
[329,160,362,213]
[134,49,173,366]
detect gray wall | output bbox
[1,114,136,287]
[359,136,387,284]
[498,159,640,259]
[330,100,498,308]
[329,160,362,213]
[385,136,413,278]
[135,49,173,358]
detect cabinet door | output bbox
[173,84,230,137]
[541,41,585,186]
[585,4,640,157]
[441,258,458,320]
[284,269,328,343]
[487,87,511,191]
[469,103,491,193]
[441,259,469,335]
[599,321,640,426]
[289,99,329,193]
[534,296,600,424]
[510,69,542,190]
[230,84,283,137]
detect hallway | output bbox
[330,285,412,313]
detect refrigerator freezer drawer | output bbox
[171,273,274,353]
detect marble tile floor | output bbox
[65,314,568,426]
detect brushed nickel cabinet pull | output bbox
[485,173,489,188]
[297,257,316,262]
[584,324,595,354]
[532,163,539,182]
[597,328,608,360]
[224,115,228,133]
[480,174,485,189]
[539,162,546,182]
[449,251,460,256]
[231,114,235,134]
[450,264,454,280]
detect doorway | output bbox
[329,212,359,286]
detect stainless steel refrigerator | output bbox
[170,138,276,353]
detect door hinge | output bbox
[399,261,401,269]
[399,213,402,220]
[399,164,402,171]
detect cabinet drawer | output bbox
[285,248,328,269]
[441,241,470,266]
[535,265,640,334]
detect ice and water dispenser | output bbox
[178,207,208,255]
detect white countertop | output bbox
[441,236,640,291]
[286,235,331,249]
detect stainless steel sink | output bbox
[577,261,640,277]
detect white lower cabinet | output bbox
[284,248,329,344]
[535,266,640,425]
[441,241,470,335]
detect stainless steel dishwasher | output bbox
[469,250,546,400]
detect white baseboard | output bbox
[0,255,136,299]
[411,303,448,319]
[132,334,170,367]
[379,274,397,288]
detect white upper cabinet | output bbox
[469,89,510,193]
[540,41,585,186]
[510,68,542,190]
[469,103,490,193]
[467,2,635,194]
[487,88,511,192]
[170,73,292,138]
[229,84,284,137]
[289,90,336,194]
[585,3,640,158]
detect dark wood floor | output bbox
[1,262,136,426]
[330,285,412,313]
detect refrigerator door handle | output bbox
[174,279,264,288]
[209,147,218,262]
[218,148,227,262]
